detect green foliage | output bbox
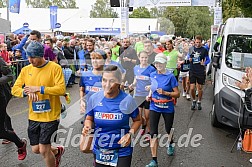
[25,0,77,8]
[159,6,213,39]
[222,0,242,22]
[236,0,252,17]
[90,0,118,18]
[0,0,6,8]
[129,7,151,18]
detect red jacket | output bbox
[1,51,10,63]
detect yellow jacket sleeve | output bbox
[43,66,66,96]
[11,68,26,97]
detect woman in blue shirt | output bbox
[129,51,156,136]
[145,53,180,167]
[83,65,141,167]
[79,49,107,114]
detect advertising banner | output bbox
[50,6,58,30]
[9,0,21,13]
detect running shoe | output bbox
[197,102,202,110]
[64,93,71,104]
[182,91,186,97]
[18,138,27,160]
[167,143,175,156]
[186,94,191,100]
[141,125,146,135]
[145,160,158,167]
[191,100,196,110]
[55,146,65,167]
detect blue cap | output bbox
[94,49,107,59]
[26,41,44,58]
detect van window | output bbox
[225,35,252,71]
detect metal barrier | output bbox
[11,59,29,81]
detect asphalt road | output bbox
[1,81,252,167]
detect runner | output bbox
[79,49,107,115]
[188,35,208,110]
[12,41,66,167]
[119,38,138,88]
[145,53,180,167]
[179,43,191,100]
[129,51,156,137]
[104,48,126,75]
[83,65,141,167]
[163,40,181,81]
[0,56,27,160]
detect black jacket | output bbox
[0,57,13,101]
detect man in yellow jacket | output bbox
[12,41,66,167]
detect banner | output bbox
[132,0,216,7]
[214,7,223,25]
[9,0,21,13]
[50,6,58,30]
[121,7,129,38]
[133,0,191,7]
[192,0,215,6]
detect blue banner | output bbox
[9,0,21,14]
[50,6,58,30]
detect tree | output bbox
[149,7,166,18]
[129,7,151,18]
[25,0,77,8]
[185,7,213,39]
[90,0,118,18]
[0,0,6,8]
[222,0,242,22]
[236,0,252,17]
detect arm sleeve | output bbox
[86,95,94,117]
[204,49,210,65]
[11,68,26,97]
[43,66,66,96]
[129,98,139,119]
[170,75,178,89]
[0,58,13,84]
[213,42,220,52]
[13,36,28,50]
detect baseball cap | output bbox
[94,49,107,60]
[153,53,167,64]
[26,41,44,58]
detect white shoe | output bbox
[182,91,186,97]
[186,94,191,100]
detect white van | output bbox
[211,18,252,128]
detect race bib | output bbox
[32,100,51,113]
[181,64,190,71]
[192,57,200,64]
[154,101,169,108]
[96,148,119,167]
[153,96,170,109]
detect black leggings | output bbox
[150,110,174,138]
[0,96,23,148]
[94,154,132,167]
[5,113,14,131]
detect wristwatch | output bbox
[128,132,134,139]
